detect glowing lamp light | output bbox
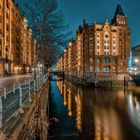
[134,59,139,63]
[134,67,137,71]
[40,64,43,67]
[69,42,72,46]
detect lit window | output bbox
[90,58,93,63]
[104,58,110,63]
[96,66,100,71]
[103,66,110,72]
[90,66,93,72]
[97,45,100,49]
[97,58,100,63]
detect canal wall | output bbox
[64,74,129,88]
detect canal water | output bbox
[49,80,140,140]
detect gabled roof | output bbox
[114,4,125,17]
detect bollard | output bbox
[19,83,23,107]
[34,80,36,92]
[25,80,27,87]
[13,83,16,94]
[36,79,39,90]
[28,80,32,102]
[0,96,2,128]
[38,78,40,89]
[4,88,6,100]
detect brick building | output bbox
[56,4,130,81]
[0,0,37,75]
[0,0,4,75]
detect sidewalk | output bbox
[0,74,32,81]
[0,74,32,91]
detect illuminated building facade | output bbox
[0,0,37,75]
[56,4,130,81]
[131,45,140,70]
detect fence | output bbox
[0,74,48,128]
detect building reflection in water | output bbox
[56,81,140,140]
[75,90,82,132]
[67,86,72,117]
[127,92,140,130]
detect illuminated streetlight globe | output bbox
[134,59,139,63]
[69,42,72,46]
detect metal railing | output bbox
[0,74,48,128]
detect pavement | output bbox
[0,74,32,91]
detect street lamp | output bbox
[134,59,139,63]
[69,42,72,46]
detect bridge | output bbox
[49,70,65,81]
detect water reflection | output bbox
[127,92,140,130]
[56,81,140,140]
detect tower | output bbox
[112,4,130,73]
[111,4,128,26]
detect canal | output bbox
[48,80,140,140]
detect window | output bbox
[113,58,116,64]
[97,45,100,49]
[113,67,116,72]
[103,66,110,72]
[90,58,93,63]
[90,66,93,72]
[97,58,100,63]
[96,66,100,71]
[6,0,9,8]
[104,51,110,55]
[97,35,100,38]
[104,58,110,63]
[113,35,116,39]
[105,34,109,38]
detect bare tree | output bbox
[15,0,71,67]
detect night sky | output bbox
[57,0,140,47]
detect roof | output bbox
[114,4,125,17]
